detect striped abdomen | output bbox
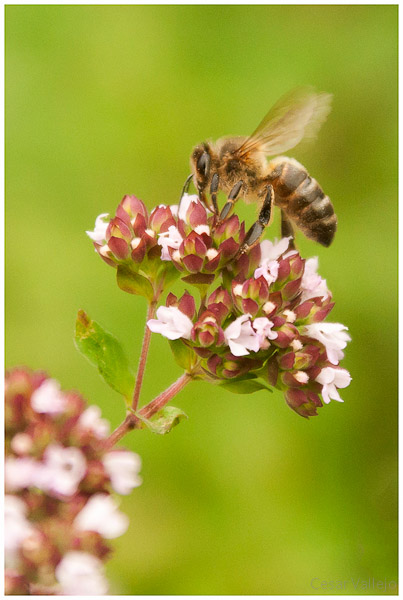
[267,156,337,247]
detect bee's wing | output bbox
[235,86,332,157]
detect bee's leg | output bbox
[281,210,296,249]
[210,173,219,215]
[177,173,194,216]
[180,173,193,201]
[238,185,274,254]
[219,181,244,220]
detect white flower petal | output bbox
[86,213,110,244]
[55,551,108,595]
[31,379,67,415]
[228,339,250,357]
[103,451,142,495]
[315,367,351,405]
[157,225,183,261]
[178,193,199,221]
[78,406,110,439]
[260,237,291,263]
[224,314,260,356]
[333,368,352,388]
[147,306,193,340]
[305,322,351,365]
[42,444,87,496]
[11,433,33,455]
[5,495,34,553]
[5,457,39,491]
[74,494,129,539]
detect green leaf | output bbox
[219,377,273,394]
[75,310,135,401]
[169,339,198,371]
[116,266,154,302]
[139,406,188,435]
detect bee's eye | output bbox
[197,152,210,177]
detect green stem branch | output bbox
[104,372,193,450]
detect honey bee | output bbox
[186,86,337,250]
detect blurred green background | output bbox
[6,5,397,595]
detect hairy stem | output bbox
[132,302,157,411]
[104,372,193,450]
[138,372,192,419]
[103,413,140,451]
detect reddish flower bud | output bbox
[271,322,298,348]
[178,292,196,320]
[166,293,178,307]
[106,217,132,243]
[119,195,148,220]
[285,388,322,418]
[108,237,130,260]
[281,369,310,388]
[149,205,176,233]
[192,311,225,348]
[278,351,296,370]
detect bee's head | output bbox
[190,143,212,193]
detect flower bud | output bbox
[285,388,322,418]
[232,276,270,317]
[207,287,233,323]
[271,318,298,348]
[192,311,225,348]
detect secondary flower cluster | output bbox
[88,192,351,418]
[5,368,142,595]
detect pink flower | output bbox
[224,314,260,357]
[5,496,34,567]
[78,405,110,439]
[300,257,329,301]
[178,193,200,221]
[5,457,39,492]
[254,237,291,283]
[103,451,142,495]
[147,306,193,340]
[5,368,141,594]
[74,494,129,539]
[85,213,110,244]
[316,367,352,404]
[30,379,67,414]
[158,225,183,260]
[41,444,87,496]
[305,322,351,365]
[252,317,277,349]
[55,551,108,595]
[10,433,33,455]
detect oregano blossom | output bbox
[4,368,142,595]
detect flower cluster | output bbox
[86,194,259,296]
[86,195,180,299]
[88,192,351,418]
[5,368,142,595]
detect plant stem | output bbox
[104,372,193,450]
[132,301,156,411]
[138,372,192,419]
[103,413,140,451]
